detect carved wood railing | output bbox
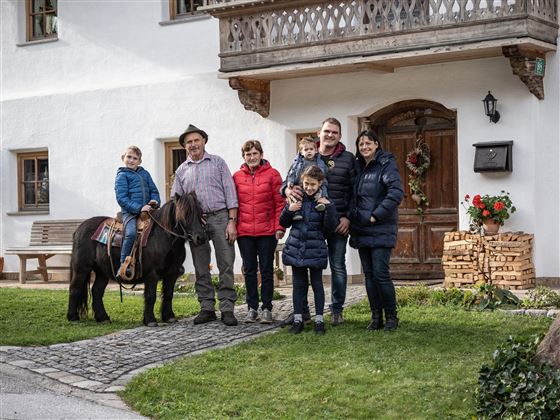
[202,0,558,55]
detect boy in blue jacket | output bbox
[114,146,160,280]
[280,165,337,335]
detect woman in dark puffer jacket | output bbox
[349,130,404,331]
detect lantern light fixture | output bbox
[482,91,500,123]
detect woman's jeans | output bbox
[120,213,137,264]
[292,266,325,316]
[237,235,277,311]
[358,247,396,311]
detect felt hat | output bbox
[179,124,208,147]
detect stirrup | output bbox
[117,256,135,281]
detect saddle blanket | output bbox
[91,218,153,248]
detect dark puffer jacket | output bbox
[280,196,338,269]
[115,167,160,215]
[349,150,404,249]
[322,141,357,219]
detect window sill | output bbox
[159,14,211,26]
[17,37,58,47]
[7,211,50,216]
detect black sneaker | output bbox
[331,312,344,326]
[193,310,217,325]
[289,320,304,334]
[292,212,303,221]
[314,321,326,335]
[221,311,238,326]
[314,203,326,212]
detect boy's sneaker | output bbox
[289,320,304,334]
[260,309,273,324]
[314,321,326,335]
[244,308,259,323]
[292,212,303,221]
[314,203,326,212]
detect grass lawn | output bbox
[0,288,200,346]
[122,301,552,419]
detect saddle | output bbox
[91,212,154,281]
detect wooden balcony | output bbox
[200,0,558,116]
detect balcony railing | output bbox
[201,0,558,73]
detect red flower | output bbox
[464,194,470,200]
[494,201,505,211]
[478,203,485,209]
[472,194,482,205]
[482,210,490,217]
[408,154,418,165]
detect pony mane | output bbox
[174,191,200,228]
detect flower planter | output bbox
[483,219,500,235]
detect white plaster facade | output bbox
[1,1,559,279]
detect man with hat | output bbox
[171,124,239,326]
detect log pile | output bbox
[442,231,535,290]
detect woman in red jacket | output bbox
[233,140,286,324]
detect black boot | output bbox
[384,309,399,332]
[366,309,384,330]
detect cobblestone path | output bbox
[0,286,366,393]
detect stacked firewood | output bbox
[442,231,535,290]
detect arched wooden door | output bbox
[359,100,458,280]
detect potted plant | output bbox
[462,191,516,234]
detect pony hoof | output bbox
[146,322,158,327]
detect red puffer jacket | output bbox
[233,160,286,237]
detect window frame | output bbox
[17,150,50,212]
[164,141,187,201]
[169,0,205,20]
[26,0,58,42]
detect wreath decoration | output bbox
[405,141,431,214]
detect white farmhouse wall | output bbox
[1,1,559,278]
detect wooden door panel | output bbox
[392,223,420,263]
[423,220,458,264]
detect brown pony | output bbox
[67,192,206,326]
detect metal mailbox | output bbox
[473,141,513,172]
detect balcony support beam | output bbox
[229,77,270,118]
[502,46,545,100]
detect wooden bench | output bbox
[5,220,83,284]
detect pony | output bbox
[67,191,207,326]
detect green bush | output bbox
[396,284,432,306]
[476,335,560,419]
[522,286,560,309]
[169,276,283,304]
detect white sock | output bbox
[294,314,303,322]
[316,315,324,323]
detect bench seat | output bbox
[4,220,83,283]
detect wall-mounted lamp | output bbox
[482,91,500,123]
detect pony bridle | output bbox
[148,212,199,242]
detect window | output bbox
[17,151,49,211]
[169,0,205,19]
[164,142,187,200]
[26,0,57,41]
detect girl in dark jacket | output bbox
[280,165,337,335]
[114,146,160,279]
[349,130,404,331]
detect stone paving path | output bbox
[0,286,367,394]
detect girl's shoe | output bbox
[244,308,259,323]
[260,309,273,324]
[289,320,304,334]
[314,321,326,335]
